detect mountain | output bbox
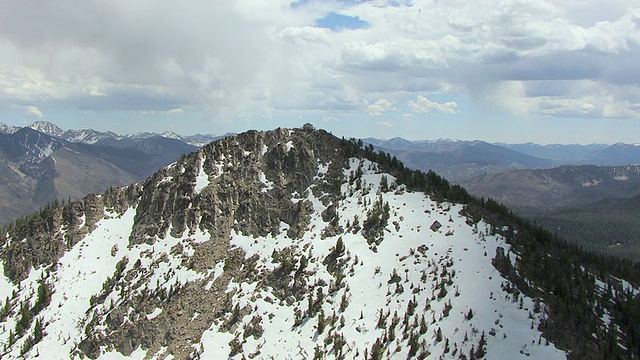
[460,164,640,260]
[364,137,640,181]
[1,128,639,359]
[28,121,65,138]
[0,123,20,135]
[0,127,197,226]
[461,164,640,209]
[591,143,640,165]
[60,129,124,145]
[502,142,640,165]
[367,140,553,182]
[23,121,221,147]
[500,143,609,163]
[362,137,421,150]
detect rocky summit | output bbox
[0,128,638,359]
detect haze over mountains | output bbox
[1,127,639,359]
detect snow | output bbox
[3,150,572,359]
[205,262,226,291]
[258,171,275,192]
[201,157,565,360]
[194,156,209,193]
[16,208,138,359]
[0,268,15,302]
[285,140,294,152]
[31,133,58,160]
[146,307,163,320]
[582,179,602,187]
[158,176,173,186]
[5,207,212,359]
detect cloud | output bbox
[166,108,184,115]
[24,105,43,118]
[279,26,332,46]
[0,0,639,133]
[323,116,339,122]
[377,121,393,127]
[407,95,458,114]
[484,80,640,118]
[139,108,185,116]
[367,98,397,115]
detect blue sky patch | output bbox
[315,12,369,31]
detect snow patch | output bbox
[194,156,209,193]
[582,179,601,187]
[146,307,163,320]
[258,171,275,192]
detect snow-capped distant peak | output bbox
[0,122,20,134]
[29,121,64,138]
[160,131,182,140]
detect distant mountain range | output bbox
[0,122,211,225]
[26,121,224,147]
[364,137,640,181]
[460,164,640,209]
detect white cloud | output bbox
[323,116,339,122]
[166,108,184,115]
[367,98,397,116]
[279,26,333,46]
[484,80,640,118]
[377,121,393,127]
[0,0,639,134]
[24,105,43,118]
[407,95,458,114]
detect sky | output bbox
[1,0,639,144]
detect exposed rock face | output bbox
[1,184,142,282]
[129,128,343,245]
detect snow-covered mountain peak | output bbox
[0,128,637,359]
[28,121,64,138]
[160,131,182,140]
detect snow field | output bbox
[198,158,565,359]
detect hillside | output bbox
[365,138,640,182]
[365,139,553,182]
[0,128,639,359]
[519,195,640,261]
[459,165,640,260]
[460,165,640,209]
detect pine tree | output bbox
[466,308,474,320]
[318,310,326,334]
[435,327,443,342]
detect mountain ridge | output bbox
[0,127,639,359]
[18,121,223,147]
